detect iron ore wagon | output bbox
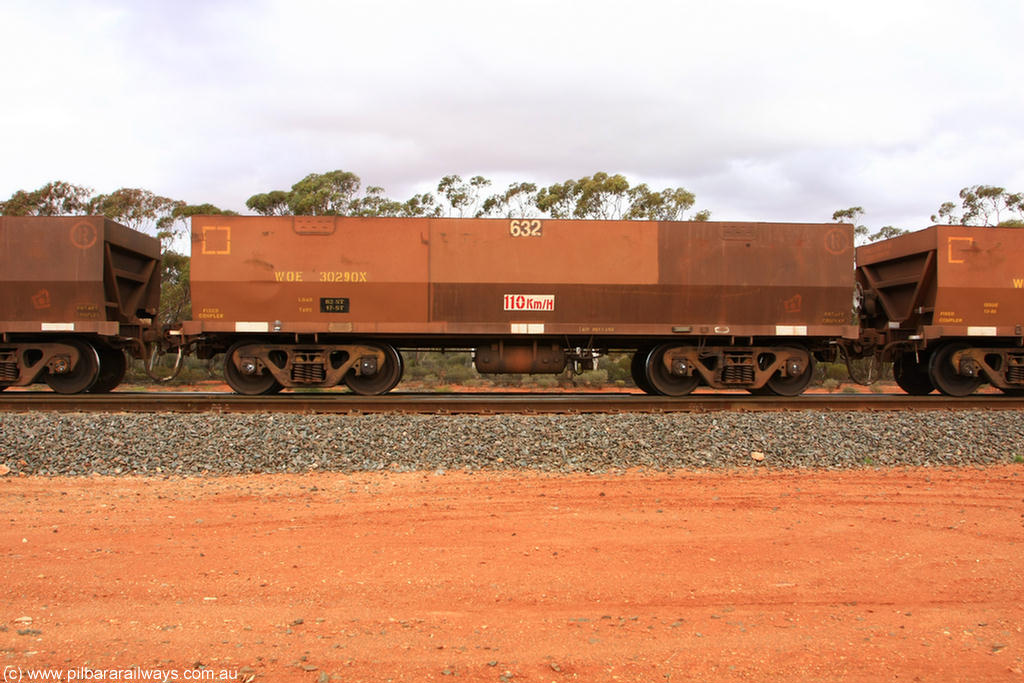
[0,216,161,393]
[184,216,858,395]
[857,225,1024,396]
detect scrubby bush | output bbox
[534,375,559,389]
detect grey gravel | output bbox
[0,411,1022,476]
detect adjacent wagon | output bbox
[857,225,1024,395]
[0,217,161,392]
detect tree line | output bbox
[3,174,1022,247]
[244,170,711,222]
[833,184,1024,244]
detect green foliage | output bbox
[535,179,579,218]
[0,180,93,216]
[833,206,869,241]
[481,182,539,218]
[819,362,849,381]
[436,174,492,217]
[398,192,441,217]
[574,369,609,387]
[626,184,696,220]
[0,181,235,250]
[600,354,633,383]
[246,170,445,218]
[833,207,910,243]
[159,250,191,326]
[289,170,362,215]
[349,186,404,217]
[869,225,909,242]
[243,169,711,223]
[536,173,706,221]
[245,190,291,216]
[404,352,477,383]
[932,185,1024,226]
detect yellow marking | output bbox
[509,219,543,237]
[947,236,973,264]
[318,271,368,283]
[1014,278,1023,288]
[201,226,231,255]
[274,271,304,282]
[198,307,224,320]
[821,311,849,324]
[75,304,101,320]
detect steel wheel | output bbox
[893,352,934,395]
[224,342,283,395]
[631,347,655,394]
[89,345,128,393]
[345,344,404,395]
[644,344,699,396]
[760,346,815,397]
[45,339,100,394]
[928,342,982,397]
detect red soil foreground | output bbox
[2,466,1023,682]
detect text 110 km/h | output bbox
[504,294,555,311]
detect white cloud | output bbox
[1,0,1022,232]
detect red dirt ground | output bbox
[2,466,1023,682]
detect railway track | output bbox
[2,391,1023,414]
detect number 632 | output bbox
[509,219,542,237]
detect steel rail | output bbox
[2,391,1024,414]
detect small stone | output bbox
[14,616,32,623]
[751,451,766,462]
[0,464,10,475]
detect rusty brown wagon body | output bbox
[186,216,857,395]
[0,217,161,393]
[856,225,1024,396]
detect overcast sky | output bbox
[2,0,1021,233]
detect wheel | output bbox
[643,344,699,396]
[928,342,982,397]
[758,346,815,397]
[893,352,934,395]
[224,342,283,395]
[631,347,655,394]
[345,344,404,395]
[44,339,100,394]
[89,345,128,393]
